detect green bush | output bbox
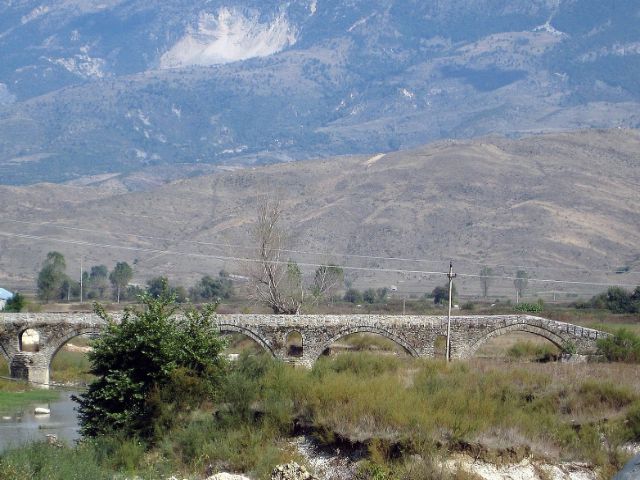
[74,287,227,438]
[597,329,640,363]
[587,286,640,314]
[514,302,543,313]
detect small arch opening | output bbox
[20,329,40,352]
[50,334,96,385]
[475,331,561,362]
[286,331,303,357]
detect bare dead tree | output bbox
[312,264,344,305]
[249,197,304,314]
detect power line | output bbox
[4,218,640,276]
[1,230,638,289]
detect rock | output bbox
[45,434,62,447]
[206,474,252,480]
[271,462,317,480]
[34,407,50,415]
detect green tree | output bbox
[87,265,109,299]
[148,276,188,303]
[37,251,67,302]
[147,276,169,298]
[376,287,389,302]
[514,270,528,303]
[479,266,493,298]
[74,286,227,438]
[431,284,458,305]
[190,272,233,302]
[344,288,363,304]
[4,292,26,312]
[109,262,134,303]
[363,288,377,304]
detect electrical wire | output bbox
[4,218,640,276]
[1,230,638,288]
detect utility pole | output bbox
[445,261,457,362]
[80,257,83,304]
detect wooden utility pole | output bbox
[445,261,457,362]
[79,257,83,304]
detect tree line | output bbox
[35,252,234,304]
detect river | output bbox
[0,390,81,452]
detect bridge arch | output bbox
[315,325,419,361]
[46,327,104,369]
[463,323,567,358]
[217,324,275,357]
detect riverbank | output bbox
[0,378,59,413]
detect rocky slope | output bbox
[1,129,638,298]
[0,1,639,185]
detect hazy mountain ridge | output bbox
[1,129,639,296]
[0,0,639,185]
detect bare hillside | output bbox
[1,129,639,300]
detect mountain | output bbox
[0,0,639,186]
[1,129,639,298]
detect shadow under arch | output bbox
[285,329,304,357]
[315,325,419,361]
[463,323,566,358]
[218,324,275,357]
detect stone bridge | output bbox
[0,313,610,386]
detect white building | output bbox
[0,288,14,311]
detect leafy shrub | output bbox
[597,329,640,363]
[3,293,26,312]
[514,302,543,313]
[74,287,227,438]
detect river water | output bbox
[0,390,81,452]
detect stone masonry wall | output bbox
[0,313,610,380]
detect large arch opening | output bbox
[319,327,418,360]
[49,333,97,385]
[470,327,563,362]
[20,329,40,352]
[218,325,274,361]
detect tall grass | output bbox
[2,353,639,479]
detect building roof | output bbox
[0,288,14,301]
